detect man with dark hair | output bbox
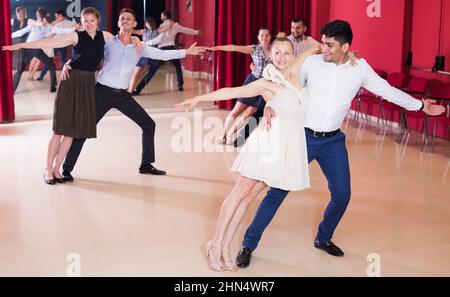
[55,9,66,18]
[119,8,136,19]
[236,19,445,268]
[287,17,319,56]
[320,19,353,46]
[162,10,172,20]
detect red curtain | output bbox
[0,0,15,122]
[214,0,310,109]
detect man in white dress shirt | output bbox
[287,17,319,56]
[236,20,445,267]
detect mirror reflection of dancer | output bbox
[35,9,78,81]
[128,17,160,93]
[11,6,29,75]
[10,7,59,93]
[235,20,446,269]
[177,39,322,272]
[132,10,201,94]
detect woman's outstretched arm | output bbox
[208,45,252,55]
[176,79,274,111]
[3,31,77,51]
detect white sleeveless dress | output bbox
[231,65,310,191]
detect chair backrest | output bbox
[374,69,387,79]
[428,81,450,98]
[387,72,407,88]
[442,83,450,98]
[407,76,430,93]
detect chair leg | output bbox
[376,104,382,129]
[366,101,373,122]
[354,98,362,123]
[420,117,428,152]
[431,118,438,153]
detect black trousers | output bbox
[62,84,156,172]
[13,49,56,91]
[135,45,184,92]
[39,47,68,79]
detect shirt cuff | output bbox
[415,99,423,111]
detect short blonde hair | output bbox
[271,36,294,51]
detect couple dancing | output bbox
[176,20,445,272]
[4,8,205,184]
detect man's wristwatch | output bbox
[419,101,425,111]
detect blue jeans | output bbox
[242,129,351,250]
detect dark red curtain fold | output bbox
[214,0,310,109]
[0,0,15,122]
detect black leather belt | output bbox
[96,83,130,94]
[305,127,340,138]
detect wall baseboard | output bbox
[182,67,213,80]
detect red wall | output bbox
[310,0,330,41]
[328,0,409,74]
[411,0,440,70]
[409,0,450,84]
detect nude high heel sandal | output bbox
[205,240,225,272]
[222,247,238,272]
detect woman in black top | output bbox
[12,6,28,33]
[11,6,28,71]
[4,7,142,185]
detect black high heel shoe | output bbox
[44,172,56,185]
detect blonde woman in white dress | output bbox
[177,38,321,272]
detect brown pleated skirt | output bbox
[53,69,96,138]
[12,39,24,71]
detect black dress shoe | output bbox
[314,240,344,257]
[62,171,74,182]
[132,90,141,96]
[44,173,56,185]
[50,87,57,93]
[34,77,43,81]
[236,247,252,268]
[139,163,166,175]
[178,86,184,91]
